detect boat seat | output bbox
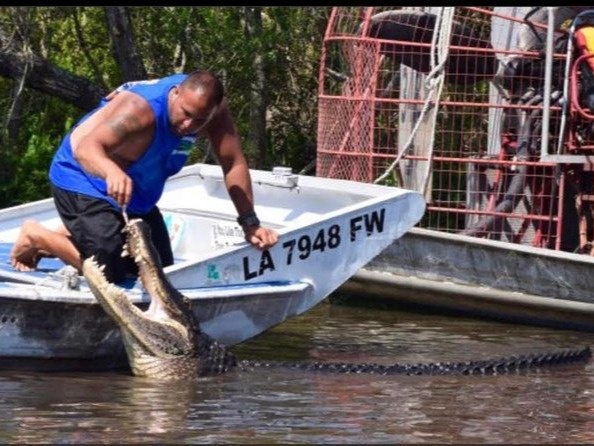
[0,242,139,290]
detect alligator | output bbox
[82,218,592,380]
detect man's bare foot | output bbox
[10,219,43,272]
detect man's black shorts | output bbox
[51,184,174,283]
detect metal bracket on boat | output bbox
[256,166,300,190]
[57,266,81,290]
[37,265,81,291]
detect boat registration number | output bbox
[243,208,385,280]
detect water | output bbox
[1,298,594,444]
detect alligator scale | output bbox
[82,219,592,380]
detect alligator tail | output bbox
[237,346,591,376]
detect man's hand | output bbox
[244,226,279,250]
[104,166,133,207]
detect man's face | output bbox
[168,85,217,136]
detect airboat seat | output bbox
[365,10,498,86]
[573,12,594,115]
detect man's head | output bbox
[168,70,225,136]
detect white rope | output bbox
[374,7,455,194]
[418,7,454,195]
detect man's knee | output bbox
[92,248,136,283]
[77,231,133,283]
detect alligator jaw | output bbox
[82,218,236,379]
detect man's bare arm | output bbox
[71,92,154,206]
[206,100,279,249]
[206,100,256,217]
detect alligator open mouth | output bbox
[82,219,592,380]
[82,218,236,380]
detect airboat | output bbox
[317,7,594,331]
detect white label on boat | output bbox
[212,223,245,249]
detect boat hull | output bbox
[0,281,311,367]
[340,227,594,332]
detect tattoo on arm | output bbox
[108,113,143,139]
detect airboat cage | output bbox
[316,6,594,254]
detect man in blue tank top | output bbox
[10,70,278,283]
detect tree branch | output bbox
[105,6,147,81]
[0,48,106,111]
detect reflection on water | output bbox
[1,299,594,443]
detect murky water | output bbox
[1,297,594,444]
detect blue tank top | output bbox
[49,74,196,214]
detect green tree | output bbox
[0,6,330,206]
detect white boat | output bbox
[0,163,425,369]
